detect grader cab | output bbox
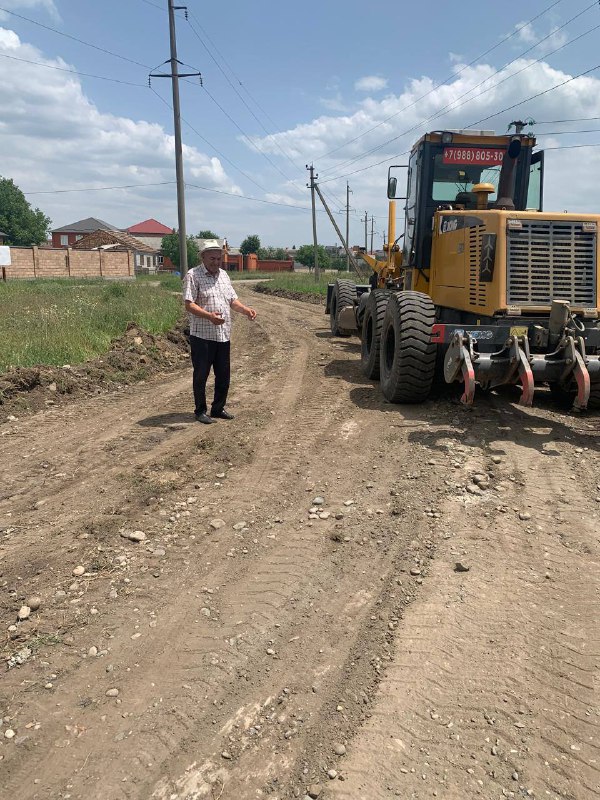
[326,129,600,410]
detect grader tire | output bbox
[379,291,436,403]
[360,289,389,380]
[330,279,357,337]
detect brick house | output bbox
[125,219,174,269]
[51,217,120,248]
[72,229,161,273]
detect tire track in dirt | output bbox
[328,401,600,800]
[4,293,427,799]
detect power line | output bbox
[1,4,303,203]
[195,82,306,191]
[317,0,566,161]
[184,9,304,170]
[23,180,176,195]
[464,62,600,129]
[528,116,600,124]
[320,3,599,180]
[0,52,147,85]
[185,14,306,186]
[320,29,600,184]
[186,181,344,215]
[0,5,150,69]
[148,85,269,192]
[545,142,600,150]
[534,128,600,135]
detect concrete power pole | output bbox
[364,212,368,251]
[307,164,320,280]
[151,2,201,276]
[370,216,374,254]
[346,183,352,272]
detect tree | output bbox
[0,177,51,246]
[295,244,331,271]
[330,254,349,272]
[258,246,289,260]
[197,229,219,239]
[161,232,200,269]
[239,234,261,255]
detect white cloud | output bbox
[0,26,241,233]
[0,0,59,22]
[249,57,600,241]
[319,92,350,112]
[514,21,567,52]
[354,75,388,92]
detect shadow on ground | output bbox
[137,412,193,428]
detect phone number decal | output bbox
[442,147,505,166]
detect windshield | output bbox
[432,150,503,206]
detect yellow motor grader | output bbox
[326,129,600,409]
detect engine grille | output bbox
[506,220,596,307]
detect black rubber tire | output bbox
[360,289,389,380]
[550,380,600,410]
[329,279,357,337]
[379,291,436,403]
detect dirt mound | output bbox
[0,321,189,423]
[253,282,325,305]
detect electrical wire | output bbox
[185,13,306,186]
[532,116,600,124]
[0,52,147,85]
[1,3,307,202]
[463,62,600,129]
[544,142,600,150]
[319,30,600,184]
[194,83,306,190]
[317,0,567,161]
[0,5,150,69]
[23,181,176,195]
[148,85,269,192]
[22,177,351,218]
[185,181,348,216]
[533,128,600,135]
[320,3,599,180]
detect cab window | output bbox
[432,154,500,206]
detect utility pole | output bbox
[363,212,368,251]
[345,182,352,271]
[313,183,365,278]
[370,216,374,254]
[307,164,320,280]
[150,2,201,276]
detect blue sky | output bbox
[1,0,600,247]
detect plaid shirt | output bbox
[183,266,238,342]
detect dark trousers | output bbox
[189,336,231,417]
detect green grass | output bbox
[0,279,182,372]
[256,270,366,297]
[136,272,183,291]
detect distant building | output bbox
[72,229,161,273]
[126,218,173,250]
[52,217,120,248]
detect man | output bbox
[183,240,257,424]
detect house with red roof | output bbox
[125,219,174,269]
[126,219,173,248]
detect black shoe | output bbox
[211,410,234,420]
[195,412,216,424]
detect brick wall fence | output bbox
[2,247,134,280]
[224,253,293,272]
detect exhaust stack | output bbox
[494,136,522,210]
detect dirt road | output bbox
[1,291,599,800]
